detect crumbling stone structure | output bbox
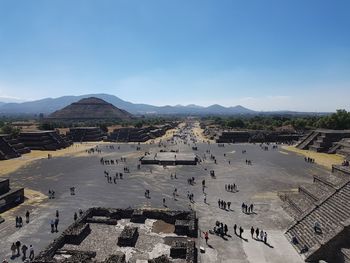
[33,207,198,263]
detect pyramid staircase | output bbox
[282,165,350,262]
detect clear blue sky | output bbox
[0,0,349,111]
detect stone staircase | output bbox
[284,164,350,262]
[0,135,30,160]
[0,135,19,160]
[296,131,320,150]
[297,130,350,152]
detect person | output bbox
[15,216,19,228]
[54,217,59,232]
[19,217,23,227]
[255,228,259,239]
[50,219,55,233]
[163,198,166,206]
[204,196,206,203]
[233,224,237,234]
[56,210,59,218]
[204,231,209,244]
[21,244,28,259]
[224,224,228,235]
[239,227,244,238]
[11,243,16,257]
[29,245,34,260]
[15,241,21,256]
[264,232,267,244]
[74,212,78,221]
[250,227,254,238]
[260,230,264,240]
[25,211,30,223]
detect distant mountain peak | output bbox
[0,93,256,116]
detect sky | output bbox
[0,0,349,111]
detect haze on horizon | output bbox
[0,0,349,112]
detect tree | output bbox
[1,125,20,136]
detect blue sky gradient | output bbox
[0,0,349,111]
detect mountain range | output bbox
[0,94,256,116]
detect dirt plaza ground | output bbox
[0,126,332,262]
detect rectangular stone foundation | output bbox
[130,210,146,223]
[65,223,91,245]
[117,226,139,247]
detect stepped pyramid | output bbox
[280,164,350,262]
[49,97,133,120]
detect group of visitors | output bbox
[187,192,195,203]
[9,241,34,262]
[241,202,254,214]
[225,183,238,192]
[48,189,55,199]
[105,172,124,184]
[218,199,231,210]
[304,157,315,163]
[251,226,268,244]
[233,224,244,237]
[187,177,195,185]
[170,173,177,179]
[245,159,253,165]
[213,221,229,237]
[15,210,30,227]
[342,160,349,166]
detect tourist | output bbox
[264,232,267,244]
[54,217,59,232]
[260,230,264,240]
[50,219,55,233]
[74,212,78,221]
[233,224,237,235]
[251,227,254,238]
[29,245,34,261]
[10,243,16,257]
[15,216,19,228]
[56,210,59,218]
[21,244,28,260]
[18,216,23,227]
[25,210,30,223]
[239,227,244,238]
[204,231,209,244]
[15,241,21,256]
[255,228,259,239]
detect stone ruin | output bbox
[279,163,350,262]
[0,134,30,160]
[19,130,72,151]
[33,207,198,263]
[108,124,176,143]
[296,129,350,153]
[67,127,105,142]
[0,178,24,214]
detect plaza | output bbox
[0,125,331,262]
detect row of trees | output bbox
[204,110,350,131]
